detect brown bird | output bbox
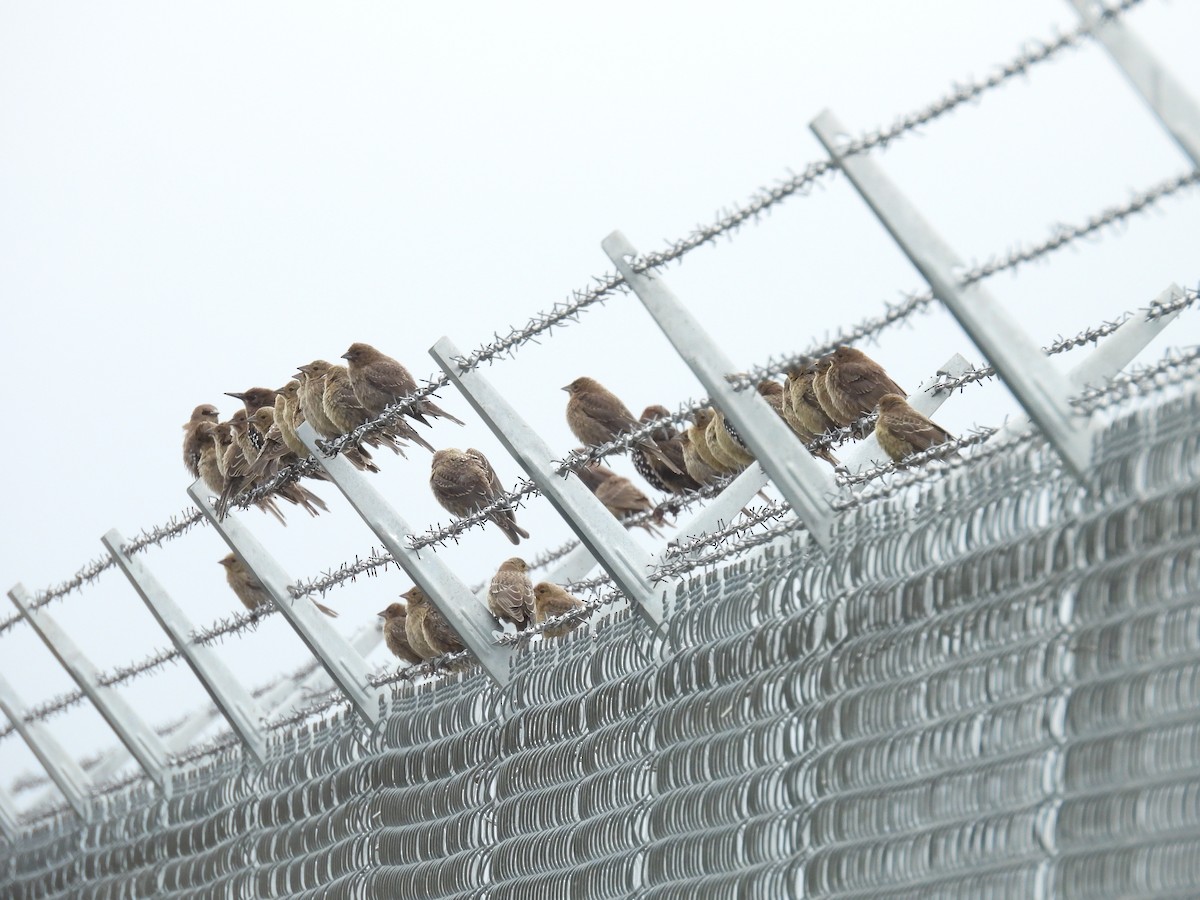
[706,409,753,472]
[206,421,287,524]
[679,430,724,487]
[563,377,684,475]
[810,357,849,427]
[533,582,587,638]
[488,557,534,629]
[429,448,530,545]
[342,342,466,427]
[245,408,329,517]
[378,603,423,665]
[195,422,227,494]
[275,381,310,459]
[219,553,337,617]
[322,363,432,454]
[783,369,839,441]
[822,346,905,431]
[296,361,381,473]
[226,388,278,454]
[874,394,954,463]
[402,586,464,656]
[685,409,734,479]
[634,405,701,494]
[575,459,667,536]
[182,404,220,479]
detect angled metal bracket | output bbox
[8,584,172,793]
[187,482,384,726]
[811,109,1093,480]
[0,673,91,818]
[1069,0,1200,166]
[602,231,838,550]
[0,781,18,839]
[295,424,515,686]
[431,337,667,627]
[102,529,268,763]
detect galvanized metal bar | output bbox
[186,482,384,726]
[839,353,974,472]
[101,529,268,764]
[1069,0,1200,166]
[430,338,667,626]
[294,426,516,685]
[811,109,1093,479]
[602,231,838,550]
[0,781,18,839]
[0,673,91,818]
[7,583,171,792]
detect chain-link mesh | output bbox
[5,381,1200,898]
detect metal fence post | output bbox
[101,529,268,764]
[7,584,172,793]
[1069,0,1200,166]
[430,338,667,627]
[810,109,1093,480]
[186,482,384,726]
[601,231,838,550]
[0,782,18,839]
[0,674,91,819]
[294,425,516,687]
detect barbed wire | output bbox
[1146,284,1199,320]
[836,426,1003,490]
[96,645,181,687]
[189,606,278,647]
[289,549,396,600]
[1073,345,1200,413]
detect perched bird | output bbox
[296,361,381,473]
[563,377,684,474]
[219,553,337,617]
[706,409,753,472]
[533,582,587,638]
[245,407,329,517]
[402,586,464,656]
[182,404,220,479]
[378,603,423,665]
[874,394,955,463]
[488,557,534,629]
[226,388,278,453]
[679,430,724,487]
[429,448,529,545]
[783,369,839,441]
[576,460,666,536]
[685,409,734,479]
[323,363,434,455]
[810,357,848,427]
[634,406,701,494]
[275,381,310,459]
[207,421,286,524]
[822,346,905,431]
[195,422,227,494]
[342,342,465,427]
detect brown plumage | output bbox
[874,394,954,463]
[823,346,905,430]
[533,582,587,638]
[576,460,666,537]
[225,387,278,414]
[784,369,839,440]
[342,342,466,427]
[322,363,432,455]
[563,377,684,475]
[219,553,337,617]
[296,361,381,473]
[246,408,329,517]
[402,586,464,656]
[183,404,220,478]
[810,357,848,427]
[488,557,534,629]
[679,430,724,486]
[634,405,701,494]
[686,409,734,478]
[706,410,753,472]
[274,382,309,459]
[378,603,423,665]
[430,448,529,544]
[207,421,286,524]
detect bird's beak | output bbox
[561,385,570,393]
[376,610,387,618]
[225,392,246,400]
[340,352,351,360]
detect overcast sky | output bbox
[2,1,1199,810]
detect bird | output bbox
[575,460,666,536]
[783,369,839,442]
[563,377,684,475]
[533,582,587,638]
[245,407,330,517]
[402,586,464,656]
[296,361,381,473]
[488,557,534,629]
[342,342,465,427]
[183,404,220,479]
[219,553,337,617]
[822,346,906,431]
[706,409,753,472]
[225,388,278,453]
[195,422,227,495]
[679,429,724,487]
[810,357,849,428]
[685,409,735,479]
[208,422,286,524]
[874,394,955,463]
[378,603,423,665]
[429,448,529,544]
[322,363,432,454]
[634,406,701,494]
[274,382,310,458]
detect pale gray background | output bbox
[2,1,1198,805]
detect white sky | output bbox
[2,1,1199,810]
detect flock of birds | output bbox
[181,342,952,665]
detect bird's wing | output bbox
[431,464,482,506]
[576,390,637,433]
[889,410,953,452]
[466,449,504,497]
[489,575,530,619]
